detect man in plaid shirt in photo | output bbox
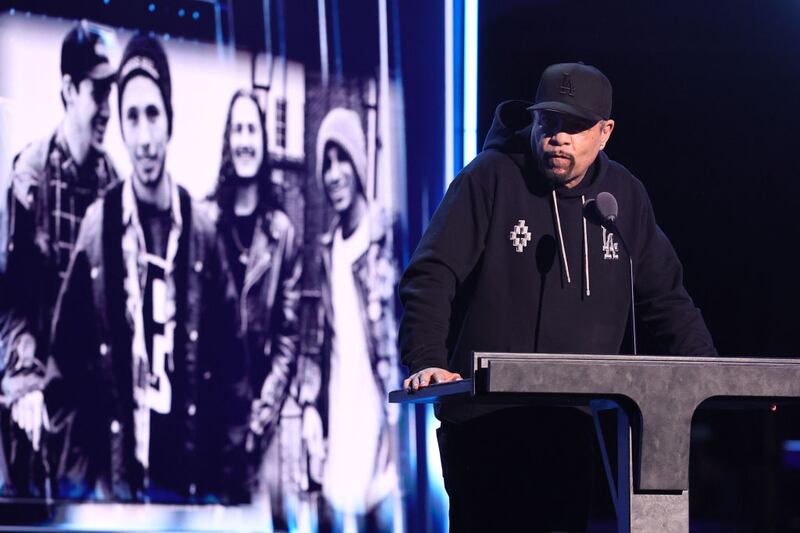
[0,21,118,496]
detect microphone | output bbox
[592,192,637,355]
[595,192,618,226]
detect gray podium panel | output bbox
[390,353,800,533]
[476,353,800,491]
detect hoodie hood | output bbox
[482,99,609,197]
[482,100,534,162]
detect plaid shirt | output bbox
[46,129,117,278]
[2,126,117,387]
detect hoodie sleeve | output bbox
[399,163,495,374]
[631,182,717,356]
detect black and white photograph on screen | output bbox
[0,2,411,531]
[7,1,800,532]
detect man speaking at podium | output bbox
[398,63,716,531]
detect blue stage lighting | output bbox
[783,440,800,471]
[103,0,110,5]
[178,8,185,17]
[192,11,200,20]
[463,0,478,167]
[148,3,156,13]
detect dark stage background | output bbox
[2,0,800,531]
[475,1,800,531]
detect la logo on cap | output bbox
[559,73,575,97]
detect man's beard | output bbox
[538,154,577,187]
[136,159,165,188]
[232,146,261,179]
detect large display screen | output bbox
[0,3,413,531]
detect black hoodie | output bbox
[398,100,716,423]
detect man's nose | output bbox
[328,165,343,184]
[137,124,153,151]
[548,130,570,144]
[97,98,110,118]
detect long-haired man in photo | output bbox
[212,89,301,523]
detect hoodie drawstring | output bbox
[551,190,571,284]
[551,190,591,296]
[582,195,590,297]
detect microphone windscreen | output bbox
[595,192,619,223]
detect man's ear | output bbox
[600,119,615,150]
[61,74,76,107]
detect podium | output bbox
[389,353,800,532]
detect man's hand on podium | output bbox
[403,367,462,392]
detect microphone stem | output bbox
[610,222,637,355]
[628,255,637,356]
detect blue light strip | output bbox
[431,2,479,529]
[262,0,271,58]
[330,0,343,84]
[317,0,329,85]
[444,0,454,187]
[276,0,286,58]
[31,502,271,532]
[425,404,448,532]
[462,0,478,168]
[213,2,224,60]
[451,0,464,179]
[445,0,477,186]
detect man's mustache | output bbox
[233,146,257,158]
[92,113,109,127]
[545,152,574,163]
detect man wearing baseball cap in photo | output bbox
[0,20,118,496]
[399,62,716,530]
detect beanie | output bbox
[315,107,367,194]
[117,34,173,136]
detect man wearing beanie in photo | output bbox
[45,34,249,503]
[0,20,119,497]
[301,107,401,531]
[399,63,716,531]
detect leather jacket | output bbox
[45,181,249,503]
[220,209,301,435]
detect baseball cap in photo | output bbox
[529,63,612,122]
[61,21,115,82]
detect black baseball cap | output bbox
[61,21,115,82]
[528,63,612,122]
